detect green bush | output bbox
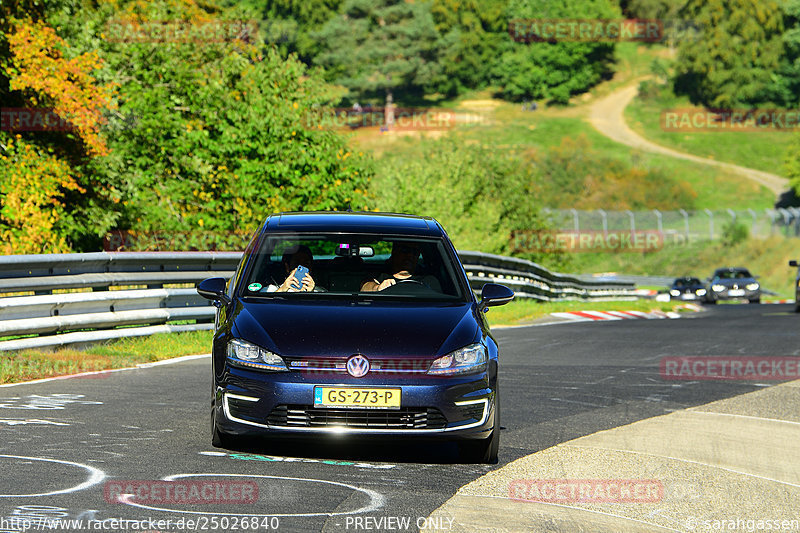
[721,220,750,247]
[371,136,547,257]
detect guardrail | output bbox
[0,251,636,351]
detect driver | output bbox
[267,245,317,292]
[360,242,441,292]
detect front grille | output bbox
[267,405,447,430]
[460,404,485,422]
[227,396,262,423]
[284,357,430,375]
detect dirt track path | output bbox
[587,82,789,196]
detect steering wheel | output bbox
[395,278,426,285]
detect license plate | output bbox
[728,289,745,296]
[314,387,401,409]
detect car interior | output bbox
[245,237,463,298]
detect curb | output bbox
[550,304,702,323]
[423,379,800,532]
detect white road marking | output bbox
[450,493,681,532]
[690,410,800,426]
[0,419,69,426]
[0,455,105,497]
[118,473,385,517]
[566,443,800,489]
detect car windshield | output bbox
[241,234,467,301]
[714,270,752,280]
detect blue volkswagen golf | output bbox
[197,212,513,463]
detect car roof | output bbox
[261,211,445,237]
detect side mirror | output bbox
[790,260,798,267]
[479,283,515,311]
[197,277,231,305]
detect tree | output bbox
[249,0,345,63]
[0,12,117,253]
[494,0,620,104]
[764,0,800,106]
[673,0,784,107]
[93,0,373,245]
[428,0,508,96]
[313,0,442,105]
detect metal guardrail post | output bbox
[704,209,714,240]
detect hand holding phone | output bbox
[293,265,309,287]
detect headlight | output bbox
[669,290,680,296]
[746,283,759,291]
[226,339,288,372]
[712,284,725,292]
[696,289,707,296]
[427,343,487,376]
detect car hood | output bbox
[231,299,481,358]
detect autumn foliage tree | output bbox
[0,15,116,253]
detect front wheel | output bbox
[749,298,760,304]
[458,399,499,464]
[211,407,238,449]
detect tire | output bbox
[749,298,760,304]
[459,397,499,464]
[794,304,800,313]
[705,298,717,305]
[211,407,237,449]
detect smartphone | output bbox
[293,265,309,286]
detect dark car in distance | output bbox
[669,277,707,301]
[196,212,514,463]
[704,267,761,304]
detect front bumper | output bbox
[214,366,496,439]
[674,292,702,301]
[710,288,760,300]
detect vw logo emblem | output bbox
[346,355,370,378]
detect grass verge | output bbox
[624,86,792,178]
[0,330,212,384]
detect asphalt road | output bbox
[0,303,796,533]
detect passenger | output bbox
[360,242,441,292]
[267,245,316,292]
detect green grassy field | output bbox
[356,44,776,211]
[568,235,799,298]
[624,84,794,177]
